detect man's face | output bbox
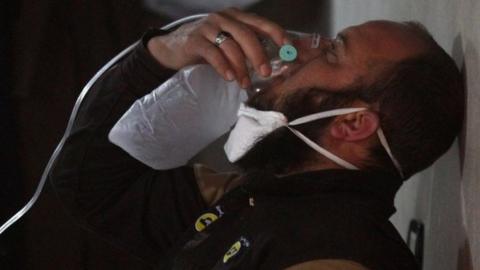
[248,20,427,113]
[237,20,429,173]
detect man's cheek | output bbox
[293,37,324,63]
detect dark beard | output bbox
[234,87,361,175]
[233,126,313,175]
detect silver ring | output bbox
[214,31,232,47]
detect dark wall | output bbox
[6,1,166,269]
[3,1,329,269]
[1,1,24,269]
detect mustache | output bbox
[247,86,365,118]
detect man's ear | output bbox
[329,110,379,142]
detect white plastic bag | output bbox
[108,64,247,169]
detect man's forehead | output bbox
[339,20,427,62]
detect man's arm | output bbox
[50,35,209,265]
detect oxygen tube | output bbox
[0,14,209,235]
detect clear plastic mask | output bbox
[247,31,321,96]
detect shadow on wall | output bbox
[451,34,474,270]
[457,238,473,270]
[452,34,467,172]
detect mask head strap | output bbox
[376,128,404,178]
[287,107,404,177]
[286,126,359,170]
[289,108,367,125]
[231,105,404,177]
[287,108,367,170]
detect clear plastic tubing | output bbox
[248,31,321,95]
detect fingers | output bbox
[221,8,289,46]
[198,45,235,82]
[172,9,289,88]
[206,12,273,79]
[186,35,235,82]
[201,23,250,88]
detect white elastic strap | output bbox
[287,107,404,175]
[289,108,366,126]
[286,108,366,170]
[376,128,404,178]
[287,126,359,170]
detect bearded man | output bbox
[51,8,463,270]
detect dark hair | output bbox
[364,22,464,178]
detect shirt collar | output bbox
[242,169,403,217]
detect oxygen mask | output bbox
[247,31,321,96]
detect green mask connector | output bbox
[279,44,297,62]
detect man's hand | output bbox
[147,8,289,89]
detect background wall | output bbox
[327,1,478,270]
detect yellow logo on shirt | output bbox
[223,241,242,263]
[194,212,218,232]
